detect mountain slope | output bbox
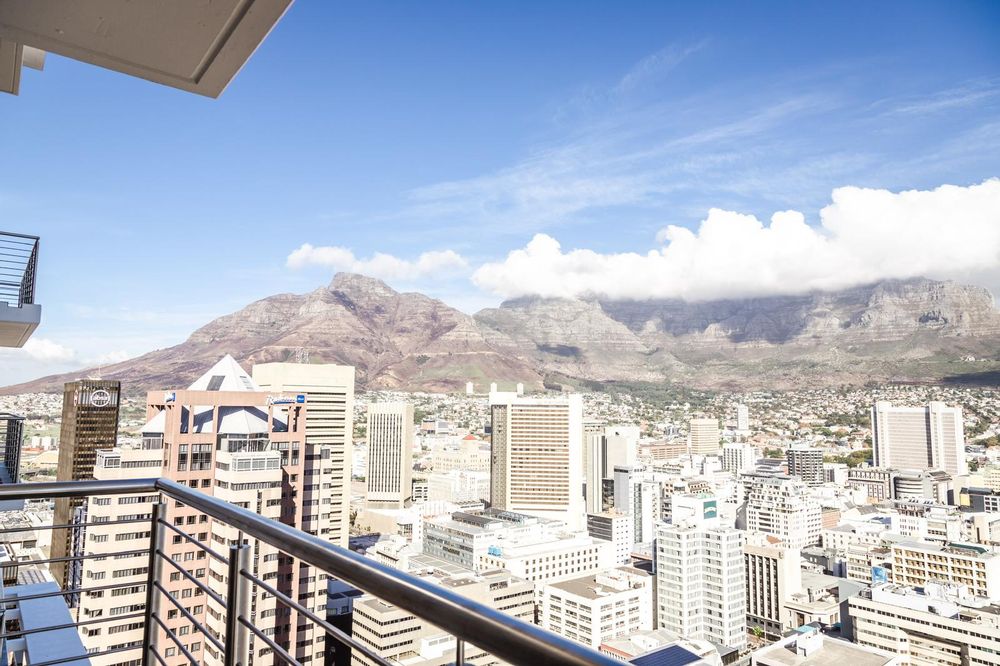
[5,275,1000,394]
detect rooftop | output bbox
[753,628,896,666]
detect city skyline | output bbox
[3,5,1000,666]
[1,2,999,384]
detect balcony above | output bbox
[0,0,293,97]
[0,232,39,348]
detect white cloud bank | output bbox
[287,244,468,281]
[21,338,76,362]
[472,179,1000,301]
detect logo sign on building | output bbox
[90,389,113,408]
[296,394,305,403]
[872,566,889,585]
[163,391,176,403]
[267,395,295,405]
[704,499,718,519]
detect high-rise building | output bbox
[744,532,802,640]
[722,442,757,477]
[656,520,746,649]
[137,355,322,665]
[365,402,414,509]
[77,444,164,665]
[736,404,750,433]
[583,421,605,514]
[871,401,967,476]
[252,362,355,547]
[490,393,584,530]
[584,424,638,514]
[613,465,662,546]
[51,379,121,588]
[0,412,25,483]
[746,475,822,550]
[688,418,720,456]
[786,447,824,486]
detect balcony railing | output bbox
[0,232,38,308]
[0,478,621,666]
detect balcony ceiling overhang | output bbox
[0,0,292,97]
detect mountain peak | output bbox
[328,272,397,298]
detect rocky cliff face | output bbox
[5,275,999,394]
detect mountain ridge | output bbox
[5,273,1000,394]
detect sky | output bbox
[1,1,999,383]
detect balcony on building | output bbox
[0,233,39,348]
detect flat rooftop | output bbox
[756,636,895,666]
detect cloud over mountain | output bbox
[472,179,1000,301]
[287,244,468,281]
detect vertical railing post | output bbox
[224,540,252,666]
[455,638,465,666]
[142,501,166,666]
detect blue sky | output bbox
[2,0,999,383]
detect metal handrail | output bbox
[0,478,623,666]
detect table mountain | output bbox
[5,274,1000,394]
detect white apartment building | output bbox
[891,541,1000,601]
[78,445,163,665]
[722,442,757,477]
[490,393,585,530]
[584,425,639,514]
[736,404,750,434]
[849,583,1000,666]
[253,362,355,548]
[872,401,967,476]
[540,566,653,648]
[890,501,963,543]
[744,532,802,641]
[688,418,720,456]
[613,465,665,546]
[426,469,489,503]
[746,475,822,550]
[656,520,746,650]
[586,512,632,565]
[351,569,534,666]
[365,402,414,509]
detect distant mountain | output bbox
[6,274,1000,395]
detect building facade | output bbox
[872,401,967,476]
[656,521,746,650]
[540,567,653,648]
[688,418,720,456]
[746,475,822,550]
[786,447,824,487]
[52,379,121,588]
[365,402,414,509]
[252,362,355,548]
[490,393,584,530]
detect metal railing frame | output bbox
[0,478,623,666]
[0,231,39,307]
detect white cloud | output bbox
[472,179,1000,301]
[286,244,468,281]
[85,350,131,366]
[21,338,76,362]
